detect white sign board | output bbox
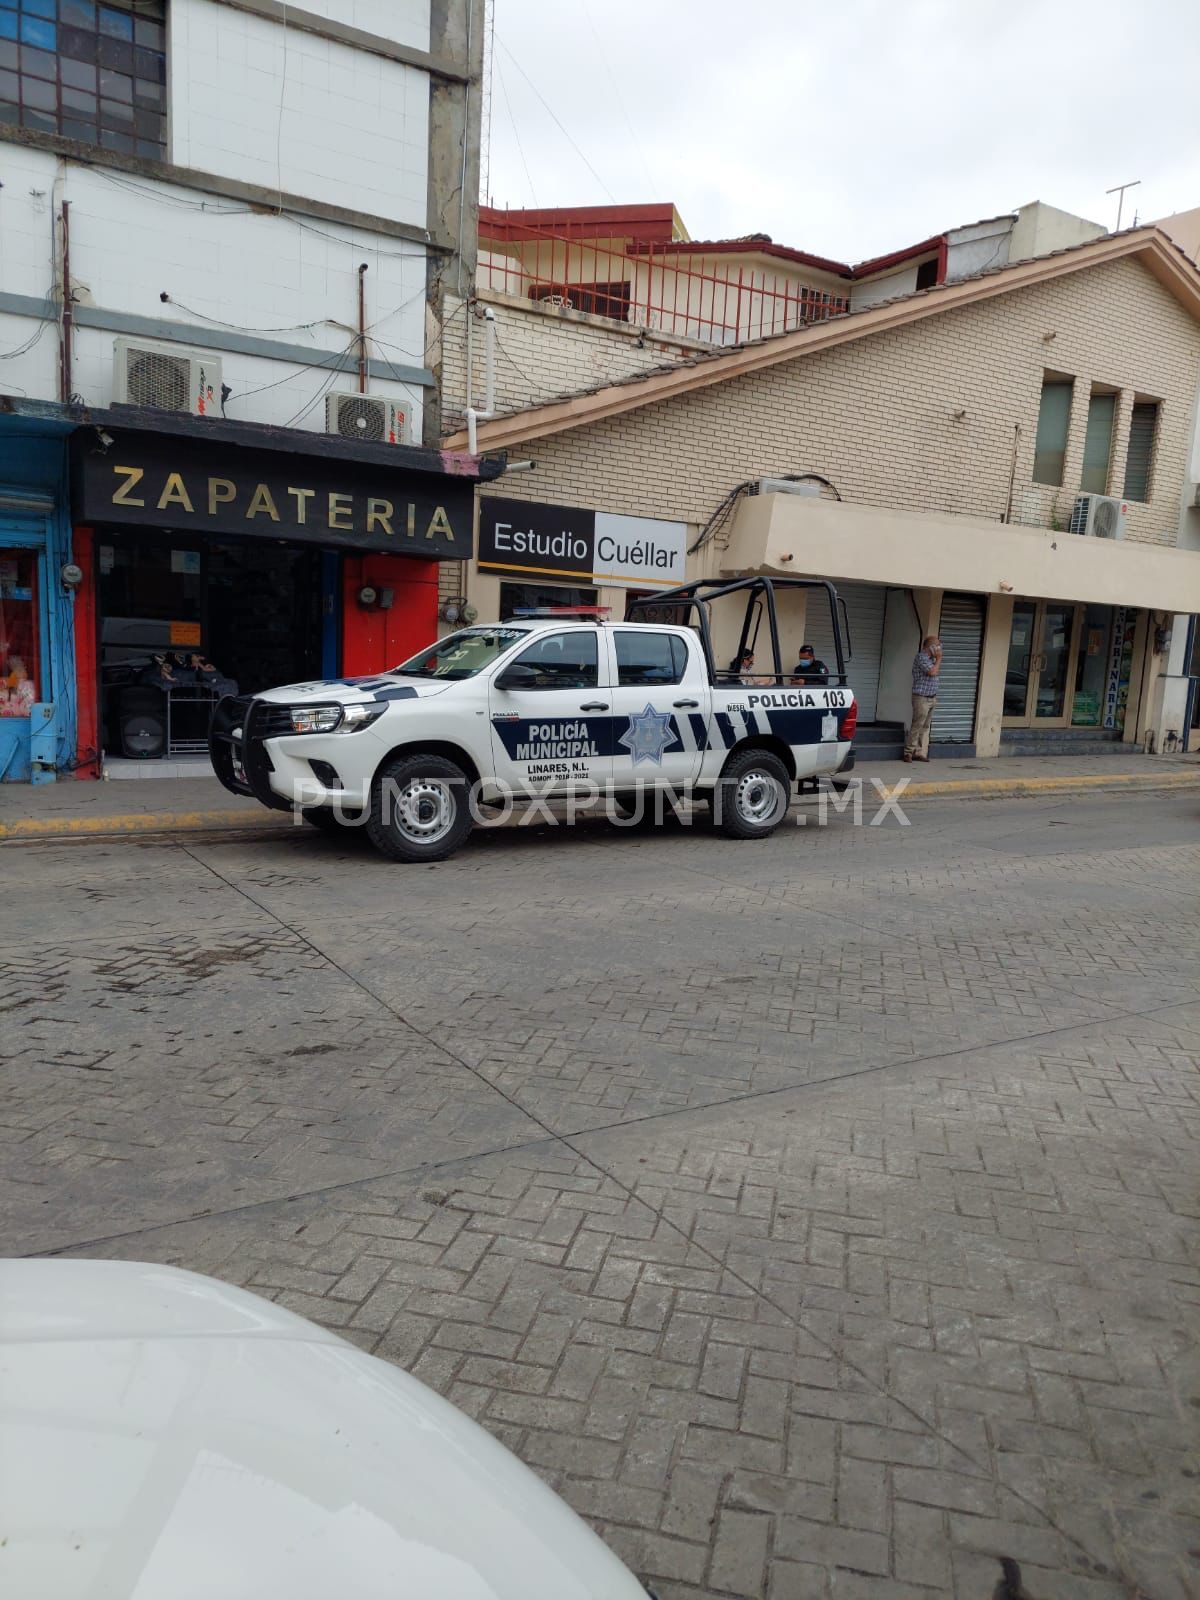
[592,511,687,590]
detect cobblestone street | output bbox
[3,790,1198,1599]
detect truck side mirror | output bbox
[495,663,540,690]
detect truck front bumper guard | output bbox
[209,695,296,813]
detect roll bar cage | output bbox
[626,576,851,687]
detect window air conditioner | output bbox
[113,339,220,415]
[752,478,823,497]
[325,393,411,445]
[1068,493,1127,540]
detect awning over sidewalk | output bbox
[727,493,1200,612]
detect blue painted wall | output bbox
[0,420,77,780]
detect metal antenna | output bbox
[479,0,496,204]
[1106,180,1141,231]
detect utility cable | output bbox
[494,53,537,208]
[495,34,616,203]
[157,297,330,336]
[580,0,659,196]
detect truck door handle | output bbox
[580,701,609,711]
[673,699,700,708]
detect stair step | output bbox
[1000,738,1144,757]
[853,743,905,761]
[1000,727,1122,744]
[853,742,976,762]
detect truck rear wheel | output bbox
[366,753,473,863]
[714,749,791,840]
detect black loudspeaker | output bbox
[118,688,165,759]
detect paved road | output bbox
[3,791,1198,1599]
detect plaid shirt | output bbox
[912,650,940,698]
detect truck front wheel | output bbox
[366,753,473,863]
[714,749,792,840]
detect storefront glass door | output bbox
[1034,603,1076,721]
[1003,601,1037,720]
[1003,601,1082,727]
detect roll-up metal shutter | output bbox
[931,593,984,743]
[803,582,887,721]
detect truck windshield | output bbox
[394,627,529,680]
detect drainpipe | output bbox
[465,305,496,455]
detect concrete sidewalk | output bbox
[1,749,1198,843]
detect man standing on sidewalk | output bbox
[903,635,942,762]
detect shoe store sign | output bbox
[71,429,473,558]
[478,496,687,589]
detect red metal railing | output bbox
[478,219,850,346]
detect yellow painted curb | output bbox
[1,769,1196,843]
[892,771,1200,799]
[0,809,289,840]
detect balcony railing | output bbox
[478,221,850,347]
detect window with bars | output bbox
[0,0,166,160]
[1123,400,1159,502]
[529,281,632,322]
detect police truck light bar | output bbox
[509,606,612,618]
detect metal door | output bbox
[803,582,886,720]
[931,593,984,743]
[488,629,611,793]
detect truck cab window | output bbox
[614,631,687,686]
[511,631,598,689]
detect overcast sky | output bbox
[484,0,1200,262]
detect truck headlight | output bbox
[336,702,385,733]
[289,705,343,734]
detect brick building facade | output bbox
[445,229,1200,758]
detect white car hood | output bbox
[0,1262,644,1600]
[254,673,453,706]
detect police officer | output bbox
[791,644,829,684]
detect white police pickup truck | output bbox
[210,576,857,864]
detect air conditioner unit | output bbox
[326,393,411,445]
[1069,493,1127,540]
[752,477,823,498]
[113,339,220,415]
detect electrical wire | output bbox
[689,480,755,554]
[275,2,289,213]
[494,34,616,203]
[281,349,355,429]
[225,336,361,404]
[495,53,537,209]
[0,317,52,360]
[492,330,538,389]
[88,168,427,261]
[689,473,843,554]
[290,216,427,262]
[580,0,659,197]
[158,298,330,336]
[89,168,252,215]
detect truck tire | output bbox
[714,748,792,840]
[366,753,473,863]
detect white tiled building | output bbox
[0,0,488,782]
[0,0,456,436]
